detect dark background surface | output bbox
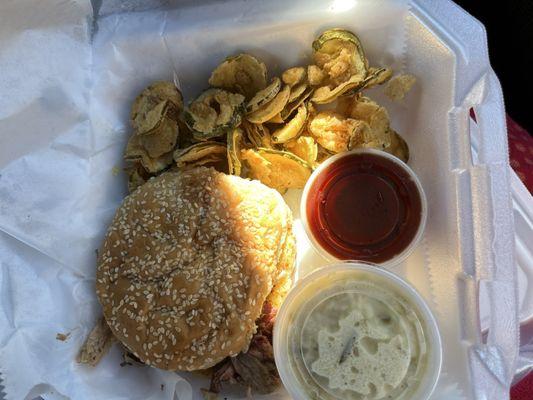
[454,0,533,134]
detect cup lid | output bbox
[274,262,442,400]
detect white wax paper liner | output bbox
[0,0,410,399]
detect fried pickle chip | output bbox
[173,141,227,169]
[311,68,390,104]
[282,67,306,87]
[259,149,313,191]
[307,64,326,86]
[127,82,182,167]
[125,162,152,193]
[308,110,366,153]
[184,89,245,139]
[241,148,272,184]
[242,121,272,148]
[362,67,393,89]
[227,128,243,176]
[209,53,268,99]
[348,95,380,120]
[347,120,372,150]
[317,143,334,163]
[247,77,281,113]
[313,29,368,87]
[287,83,308,103]
[242,148,312,192]
[312,70,394,104]
[284,135,318,165]
[247,85,290,124]
[310,74,363,104]
[132,101,169,135]
[272,104,307,144]
[125,134,174,174]
[138,118,179,158]
[368,107,390,144]
[383,129,409,162]
[266,113,285,124]
[310,31,392,104]
[125,117,178,167]
[281,86,313,120]
[176,118,197,149]
[384,74,417,101]
[130,81,183,135]
[348,96,392,149]
[333,95,355,116]
[257,124,273,148]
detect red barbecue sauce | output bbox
[306,153,422,263]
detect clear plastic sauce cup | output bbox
[274,262,442,400]
[301,149,428,266]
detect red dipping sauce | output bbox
[304,151,425,263]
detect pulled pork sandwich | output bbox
[81,167,295,395]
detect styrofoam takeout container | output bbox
[0,0,526,399]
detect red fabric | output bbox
[507,116,533,194]
[512,371,533,400]
[508,115,533,397]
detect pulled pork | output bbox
[208,302,280,395]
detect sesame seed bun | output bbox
[96,167,295,371]
[265,222,296,310]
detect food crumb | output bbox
[56,332,71,341]
[112,166,121,176]
[384,74,416,101]
[77,317,115,366]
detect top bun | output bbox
[96,167,294,371]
